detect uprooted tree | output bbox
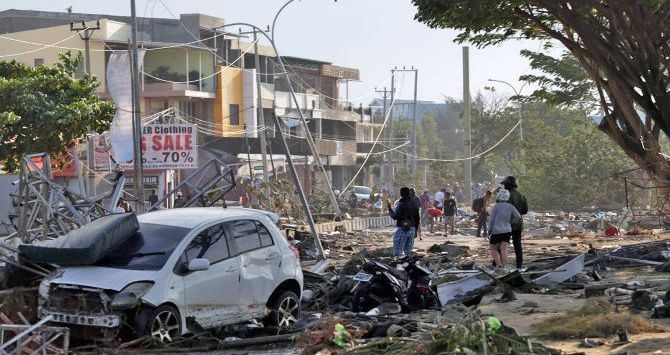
[0,52,115,172]
[411,0,670,193]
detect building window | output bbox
[178,101,196,117]
[34,58,44,68]
[229,104,240,125]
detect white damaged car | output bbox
[38,208,303,342]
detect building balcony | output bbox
[141,82,216,99]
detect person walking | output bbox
[502,176,529,270]
[420,188,431,227]
[387,187,419,257]
[409,187,423,240]
[443,191,457,236]
[473,190,492,238]
[487,189,521,269]
[434,188,446,211]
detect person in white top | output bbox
[433,188,446,209]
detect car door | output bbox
[226,219,281,314]
[180,223,244,329]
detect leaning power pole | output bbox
[70,20,100,197]
[463,47,472,204]
[130,0,145,212]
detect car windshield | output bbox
[354,186,371,195]
[95,223,191,271]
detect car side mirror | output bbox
[187,258,210,271]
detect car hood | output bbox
[49,266,158,291]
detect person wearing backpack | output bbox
[488,189,521,269]
[387,186,419,257]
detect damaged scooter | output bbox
[351,255,439,313]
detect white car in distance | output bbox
[38,208,303,342]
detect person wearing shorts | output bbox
[487,189,521,269]
[443,192,457,235]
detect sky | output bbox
[10,0,556,104]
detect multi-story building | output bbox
[0,8,383,196]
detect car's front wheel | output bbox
[268,291,301,329]
[141,305,182,343]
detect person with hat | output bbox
[501,176,528,270]
[488,188,521,269]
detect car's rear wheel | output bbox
[145,305,181,343]
[269,291,301,329]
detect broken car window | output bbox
[96,223,190,270]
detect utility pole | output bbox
[387,69,396,192]
[411,69,418,172]
[238,27,271,183]
[250,29,271,184]
[375,87,392,187]
[462,47,472,204]
[392,68,419,171]
[70,20,100,197]
[130,0,145,213]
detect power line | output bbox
[340,84,402,196]
[396,120,522,162]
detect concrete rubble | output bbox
[1,161,670,353]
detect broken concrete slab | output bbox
[534,254,585,286]
[436,272,494,307]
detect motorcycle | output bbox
[351,256,439,312]
[400,255,440,310]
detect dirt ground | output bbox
[331,225,670,354]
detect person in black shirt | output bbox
[409,187,422,240]
[388,187,418,257]
[443,191,457,236]
[148,189,159,207]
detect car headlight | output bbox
[111,282,154,310]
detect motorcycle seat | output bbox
[386,266,408,282]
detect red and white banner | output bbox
[142,123,197,169]
[121,123,197,170]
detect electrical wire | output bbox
[0,30,229,55]
[395,120,522,162]
[0,33,78,58]
[339,89,400,196]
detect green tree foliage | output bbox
[411,0,670,188]
[516,104,634,210]
[0,52,115,172]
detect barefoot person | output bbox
[488,189,521,269]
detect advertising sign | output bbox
[121,123,197,170]
[141,124,197,169]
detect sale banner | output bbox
[121,123,198,170]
